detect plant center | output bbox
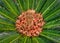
[16,10,45,37]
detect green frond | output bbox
[7,0,19,14]
[43,1,60,19]
[40,0,55,13]
[44,19,60,28]
[26,37,31,43]
[42,30,60,36]
[27,0,29,9]
[24,36,27,43]
[29,0,33,9]
[17,0,24,12]
[43,30,60,34]
[0,18,15,31]
[0,24,15,31]
[45,9,60,21]
[32,37,39,43]
[0,18,14,26]
[0,33,20,43]
[0,7,15,22]
[35,0,47,12]
[32,0,40,10]
[23,0,30,10]
[32,37,51,43]
[10,35,21,43]
[41,30,60,43]
[34,37,46,43]
[2,0,18,16]
[17,35,27,43]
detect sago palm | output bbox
[0,0,60,43]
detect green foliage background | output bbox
[0,0,60,43]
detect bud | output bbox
[16,10,45,37]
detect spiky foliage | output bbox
[0,0,60,43]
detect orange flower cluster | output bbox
[16,10,45,37]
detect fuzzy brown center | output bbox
[16,10,45,37]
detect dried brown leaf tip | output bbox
[16,10,45,37]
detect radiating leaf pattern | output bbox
[0,0,60,43]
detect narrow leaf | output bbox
[42,0,56,15]
[44,19,60,28]
[0,33,20,43]
[2,0,18,16]
[45,9,60,21]
[41,30,60,43]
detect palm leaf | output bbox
[2,0,18,16]
[41,0,56,15]
[0,32,20,43]
[45,9,60,21]
[26,37,31,43]
[43,1,60,19]
[0,5,16,22]
[16,0,24,12]
[32,0,40,10]
[41,30,60,43]
[44,19,60,28]
[35,0,47,12]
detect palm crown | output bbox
[0,0,60,43]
